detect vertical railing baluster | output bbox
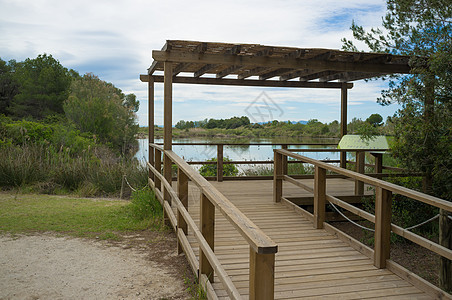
[249,248,275,300]
[154,148,162,193]
[314,166,326,229]
[374,187,392,268]
[281,144,288,175]
[163,153,172,205]
[217,144,223,182]
[373,152,383,179]
[273,150,283,203]
[355,151,365,195]
[199,192,215,282]
[177,168,189,254]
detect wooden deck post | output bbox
[354,151,365,195]
[373,152,383,179]
[249,249,275,300]
[217,144,223,182]
[163,61,173,204]
[199,193,215,282]
[340,84,347,168]
[273,151,283,203]
[374,187,392,268]
[177,168,189,254]
[154,148,162,193]
[281,144,288,175]
[148,77,155,181]
[314,166,326,229]
[439,208,451,292]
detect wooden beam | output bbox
[312,51,335,61]
[152,50,411,74]
[299,70,338,82]
[216,65,242,78]
[237,67,267,79]
[194,64,217,77]
[225,44,242,55]
[143,75,354,89]
[147,60,159,75]
[259,68,292,80]
[173,63,191,76]
[279,69,310,81]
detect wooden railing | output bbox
[148,143,278,300]
[274,149,452,295]
[153,142,412,183]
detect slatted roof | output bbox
[140,40,413,89]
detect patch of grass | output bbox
[184,275,207,300]
[0,189,164,239]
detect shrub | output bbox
[198,157,239,177]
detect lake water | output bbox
[135,137,343,170]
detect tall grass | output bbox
[0,143,148,197]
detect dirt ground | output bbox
[0,232,194,300]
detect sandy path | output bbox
[0,234,189,300]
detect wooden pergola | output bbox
[139,41,452,300]
[140,40,412,169]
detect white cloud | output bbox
[0,0,392,125]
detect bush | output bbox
[198,157,239,177]
[126,187,162,221]
[0,143,148,197]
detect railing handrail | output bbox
[276,149,452,213]
[146,161,242,299]
[165,149,278,254]
[153,142,339,146]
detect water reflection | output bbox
[135,137,342,172]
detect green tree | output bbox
[0,58,19,115]
[64,73,138,154]
[343,0,451,199]
[366,113,383,126]
[9,54,71,120]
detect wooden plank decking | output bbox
[178,179,434,299]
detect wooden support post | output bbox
[340,84,348,169]
[374,187,392,268]
[163,61,173,205]
[177,168,189,254]
[199,193,215,282]
[273,151,283,203]
[439,209,451,292]
[314,166,326,229]
[217,144,223,182]
[154,149,162,193]
[373,152,383,180]
[148,77,155,181]
[163,61,173,151]
[163,154,172,205]
[355,151,365,195]
[249,248,275,300]
[282,144,288,175]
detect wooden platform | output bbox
[177,179,434,299]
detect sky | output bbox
[0,0,400,126]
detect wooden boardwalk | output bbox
[178,179,435,299]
